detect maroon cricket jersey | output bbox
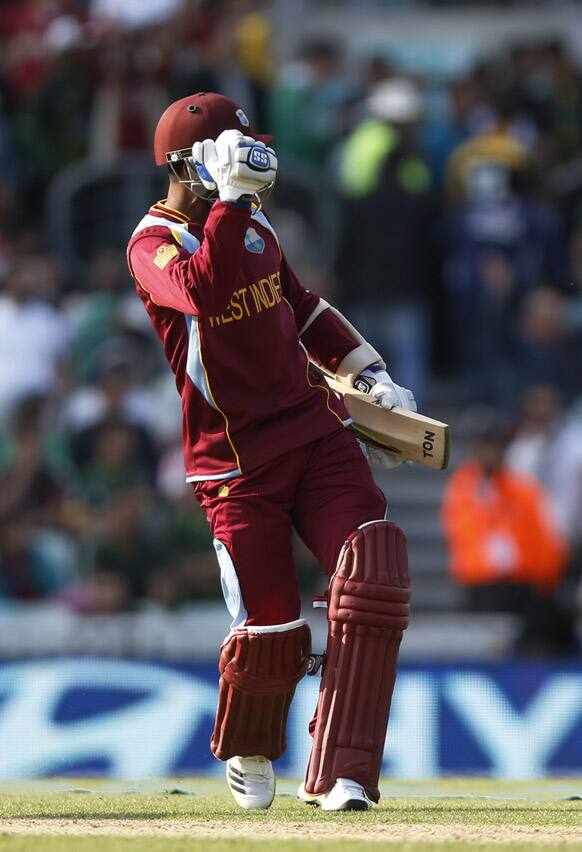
[127,199,359,481]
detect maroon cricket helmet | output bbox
[153,92,273,166]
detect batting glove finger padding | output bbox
[191,139,218,191]
[211,619,311,762]
[354,365,417,413]
[371,381,417,412]
[304,521,410,803]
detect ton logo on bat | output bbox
[423,430,435,459]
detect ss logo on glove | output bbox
[192,129,278,204]
[248,146,271,171]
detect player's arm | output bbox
[127,201,251,315]
[280,254,381,379]
[127,129,277,314]
[280,255,415,412]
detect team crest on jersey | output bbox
[244,227,265,254]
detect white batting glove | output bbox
[191,139,218,194]
[354,364,417,412]
[358,439,403,471]
[192,129,277,203]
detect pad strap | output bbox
[211,619,311,761]
[304,521,410,802]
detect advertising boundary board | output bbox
[0,658,581,778]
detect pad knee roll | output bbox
[305,521,410,802]
[329,520,410,632]
[211,619,311,762]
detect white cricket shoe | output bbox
[226,755,276,809]
[298,777,372,811]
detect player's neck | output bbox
[165,184,210,223]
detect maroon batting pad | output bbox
[304,521,410,802]
[211,620,311,761]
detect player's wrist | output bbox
[219,185,250,203]
[220,194,253,210]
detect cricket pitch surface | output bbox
[0,778,580,851]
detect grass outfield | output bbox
[0,778,581,851]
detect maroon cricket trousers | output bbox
[194,428,386,625]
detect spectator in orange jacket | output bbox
[441,412,575,653]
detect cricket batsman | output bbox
[127,93,414,811]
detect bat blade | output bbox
[324,376,450,470]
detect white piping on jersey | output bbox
[186,468,241,483]
[131,214,201,254]
[183,312,243,482]
[299,298,330,337]
[184,314,215,410]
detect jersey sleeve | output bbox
[127,201,251,315]
[278,253,358,373]
[279,253,382,379]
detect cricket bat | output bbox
[324,375,450,470]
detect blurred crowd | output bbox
[0,0,581,643]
